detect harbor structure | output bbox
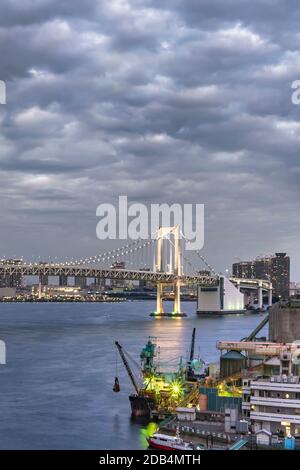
[197,275,245,315]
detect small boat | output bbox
[147,431,195,451]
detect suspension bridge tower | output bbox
[151,226,187,318]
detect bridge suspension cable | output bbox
[58,238,156,268]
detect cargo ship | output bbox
[114,329,207,418]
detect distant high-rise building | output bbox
[232,253,290,298]
[232,261,254,279]
[271,253,290,298]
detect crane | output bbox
[187,328,196,380]
[190,328,196,364]
[115,341,140,395]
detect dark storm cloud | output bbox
[0,0,299,277]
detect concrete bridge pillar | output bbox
[258,282,263,309]
[174,280,181,314]
[173,226,182,315]
[268,286,273,307]
[156,283,164,314]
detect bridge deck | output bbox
[0,264,218,285]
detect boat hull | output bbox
[147,439,193,451]
[129,394,155,418]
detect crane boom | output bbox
[241,314,269,342]
[190,327,196,362]
[115,341,140,395]
[187,328,196,380]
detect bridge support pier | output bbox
[258,283,263,310]
[156,283,164,315]
[268,287,273,308]
[173,280,181,315]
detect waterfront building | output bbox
[31,285,83,298]
[242,352,300,436]
[232,261,255,279]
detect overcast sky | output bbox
[0,0,299,279]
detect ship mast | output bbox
[115,341,140,395]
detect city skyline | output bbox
[0,1,299,279]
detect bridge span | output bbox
[0,264,217,285]
[0,226,272,316]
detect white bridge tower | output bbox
[152,226,186,317]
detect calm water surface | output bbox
[0,301,267,449]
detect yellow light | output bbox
[170,381,183,397]
[285,394,290,399]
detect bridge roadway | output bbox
[229,276,272,291]
[0,264,218,285]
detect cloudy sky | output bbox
[0,0,299,278]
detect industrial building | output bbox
[269,299,300,343]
